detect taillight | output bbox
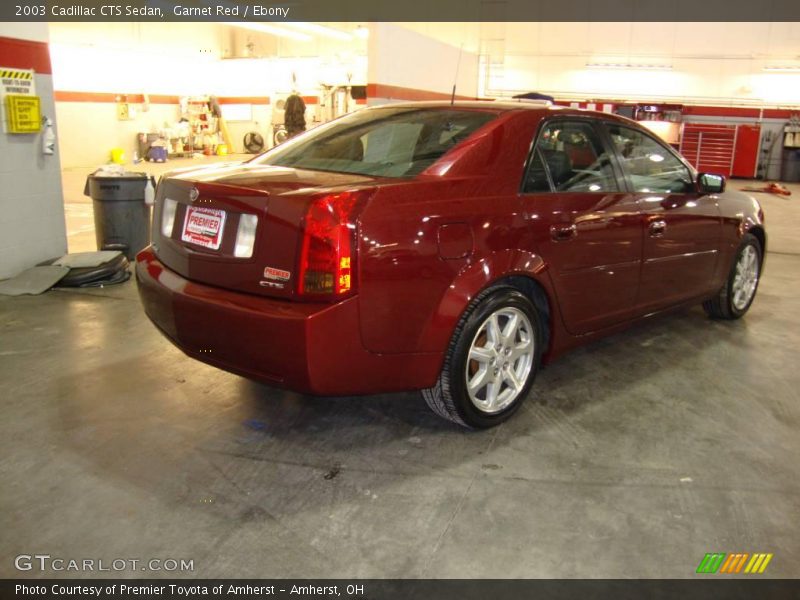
[298,191,365,298]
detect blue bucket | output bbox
[148,146,168,162]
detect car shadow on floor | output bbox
[51,302,755,521]
[240,304,751,425]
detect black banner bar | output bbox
[3,0,800,22]
[3,580,800,600]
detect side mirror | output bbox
[698,173,725,194]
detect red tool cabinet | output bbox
[680,123,761,178]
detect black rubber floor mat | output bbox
[57,254,130,287]
[77,268,131,288]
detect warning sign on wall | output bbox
[1,68,36,96]
[1,67,39,134]
[6,95,41,133]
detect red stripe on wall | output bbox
[553,101,795,120]
[682,106,761,118]
[55,91,177,103]
[681,106,795,120]
[367,83,476,102]
[49,85,792,119]
[0,36,52,74]
[217,96,270,105]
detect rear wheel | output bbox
[422,287,543,428]
[703,233,762,319]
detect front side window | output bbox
[523,120,620,193]
[253,107,497,178]
[606,124,694,193]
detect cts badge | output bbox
[189,187,200,202]
[263,266,291,281]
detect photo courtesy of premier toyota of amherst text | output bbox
[0,1,799,598]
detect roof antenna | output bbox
[450,44,464,105]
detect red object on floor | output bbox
[767,183,791,196]
[740,182,791,196]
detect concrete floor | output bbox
[1,179,799,579]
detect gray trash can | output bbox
[782,149,800,183]
[83,172,154,260]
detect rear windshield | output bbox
[252,107,497,178]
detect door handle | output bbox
[550,223,577,242]
[648,220,667,237]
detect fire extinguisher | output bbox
[42,117,55,155]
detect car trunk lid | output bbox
[153,164,378,300]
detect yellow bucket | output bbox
[110,148,125,164]
[216,144,228,156]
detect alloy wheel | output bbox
[732,245,759,311]
[465,307,535,414]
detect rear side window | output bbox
[605,124,694,193]
[523,120,620,193]
[523,149,550,193]
[255,108,497,178]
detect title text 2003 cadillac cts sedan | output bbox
[136,102,765,428]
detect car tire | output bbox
[422,286,543,428]
[703,233,762,320]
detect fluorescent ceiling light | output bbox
[586,63,673,70]
[763,66,800,72]
[224,22,312,42]
[286,22,353,41]
[354,26,369,39]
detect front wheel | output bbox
[703,233,762,320]
[422,287,543,428]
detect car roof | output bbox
[366,100,637,124]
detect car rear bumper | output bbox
[135,247,442,395]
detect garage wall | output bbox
[474,22,800,106]
[48,23,368,167]
[54,99,180,168]
[366,23,479,104]
[49,23,231,168]
[0,25,68,279]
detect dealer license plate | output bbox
[181,206,226,250]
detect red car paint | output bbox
[136,102,765,395]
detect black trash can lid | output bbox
[87,171,148,180]
[84,171,152,196]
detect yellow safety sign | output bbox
[0,70,34,80]
[6,95,41,133]
[0,67,36,97]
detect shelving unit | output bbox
[168,96,219,157]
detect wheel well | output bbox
[748,225,766,257]
[493,275,552,351]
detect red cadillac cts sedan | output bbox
[136,102,765,428]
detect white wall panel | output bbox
[404,21,800,106]
[0,23,68,279]
[368,23,479,100]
